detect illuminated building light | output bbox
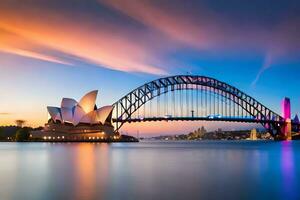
[62,136,65,139]
[281,97,291,119]
[48,136,51,139]
[43,136,47,140]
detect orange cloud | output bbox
[0,3,167,75]
[0,113,10,115]
[0,47,72,66]
[1,0,298,78]
[0,28,71,65]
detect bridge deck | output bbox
[113,117,284,124]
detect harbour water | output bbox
[0,141,299,200]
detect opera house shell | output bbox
[31,90,115,141]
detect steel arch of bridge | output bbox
[112,75,284,133]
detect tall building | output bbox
[250,129,257,140]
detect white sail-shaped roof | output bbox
[47,107,62,122]
[73,105,86,126]
[96,105,114,124]
[61,107,73,123]
[61,98,77,109]
[78,90,98,113]
[47,90,114,126]
[80,110,98,124]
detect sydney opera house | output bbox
[31,90,115,141]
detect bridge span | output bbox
[112,75,299,140]
[113,117,285,124]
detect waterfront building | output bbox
[249,129,257,140]
[31,90,115,141]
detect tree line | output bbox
[0,126,42,142]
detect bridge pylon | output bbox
[281,97,292,140]
[283,119,292,140]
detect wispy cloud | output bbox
[0,0,299,78]
[0,112,11,115]
[0,2,167,75]
[251,18,300,86]
[100,0,300,83]
[0,47,72,66]
[251,53,273,87]
[0,28,72,65]
[99,0,268,50]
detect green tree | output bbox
[15,128,30,142]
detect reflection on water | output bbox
[0,141,300,200]
[75,143,96,199]
[280,141,297,200]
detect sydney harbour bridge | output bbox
[112,75,299,140]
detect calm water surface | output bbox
[0,141,299,200]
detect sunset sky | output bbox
[1,0,300,135]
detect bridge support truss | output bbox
[112,75,295,139]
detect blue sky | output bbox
[0,0,299,134]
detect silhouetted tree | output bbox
[15,120,26,127]
[15,128,30,142]
[0,128,5,140]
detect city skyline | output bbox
[1,0,300,135]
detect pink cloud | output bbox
[0,3,167,75]
[100,0,268,51]
[100,0,300,84]
[0,47,72,66]
[1,0,299,81]
[0,28,72,65]
[99,0,225,49]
